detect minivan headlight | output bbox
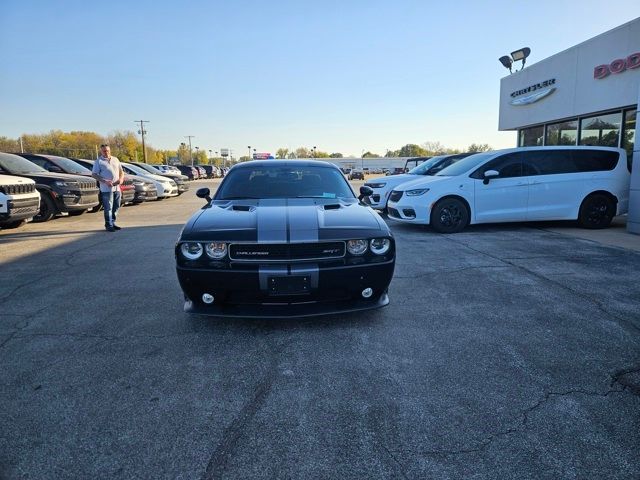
[180,242,203,260]
[347,239,368,255]
[406,188,430,196]
[370,238,391,255]
[205,242,227,259]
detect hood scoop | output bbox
[323,204,342,210]
[231,205,253,212]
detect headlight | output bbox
[406,188,430,196]
[133,181,144,186]
[347,239,368,256]
[180,242,203,260]
[367,182,386,188]
[169,180,177,187]
[370,238,391,255]
[54,180,78,188]
[205,242,227,259]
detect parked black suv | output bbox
[0,152,99,222]
[175,165,198,180]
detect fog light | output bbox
[202,293,215,304]
[361,288,373,298]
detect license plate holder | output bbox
[268,276,310,295]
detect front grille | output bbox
[0,183,36,195]
[8,198,40,214]
[229,242,346,262]
[79,180,98,191]
[389,191,403,203]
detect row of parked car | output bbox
[169,164,229,180]
[0,153,216,229]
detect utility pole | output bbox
[19,136,24,153]
[185,135,195,166]
[135,120,150,163]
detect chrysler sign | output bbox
[509,78,556,106]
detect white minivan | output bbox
[386,147,630,233]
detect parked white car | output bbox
[364,153,472,211]
[121,163,178,198]
[387,147,630,233]
[0,174,41,228]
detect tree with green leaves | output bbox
[398,144,428,157]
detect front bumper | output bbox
[0,196,40,223]
[176,260,394,318]
[134,187,158,203]
[387,199,430,224]
[59,190,100,211]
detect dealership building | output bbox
[498,17,640,234]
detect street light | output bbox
[185,136,195,166]
[247,146,251,161]
[498,47,531,74]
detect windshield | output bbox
[408,155,448,175]
[123,163,151,176]
[0,153,47,174]
[137,163,162,174]
[52,157,92,175]
[216,165,355,200]
[435,152,494,176]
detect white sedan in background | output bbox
[121,163,178,198]
[364,153,472,211]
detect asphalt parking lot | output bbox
[1,179,639,479]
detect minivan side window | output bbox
[571,150,618,172]
[471,153,522,179]
[521,149,619,176]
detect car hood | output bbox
[366,173,420,188]
[5,171,95,184]
[393,175,454,191]
[181,198,389,242]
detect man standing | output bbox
[92,144,124,232]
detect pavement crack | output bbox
[442,236,640,335]
[201,339,282,480]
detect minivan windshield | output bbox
[0,153,47,174]
[408,155,447,175]
[216,165,355,200]
[435,152,493,176]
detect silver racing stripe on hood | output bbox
[287,199,319,242]
[256,199,287,243]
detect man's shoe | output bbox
[105,226,116,232]
[112,224,122,230]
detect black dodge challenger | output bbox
[175,160,395,318]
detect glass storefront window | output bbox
[519,126,544,147]
[579,112,621,147]
[545,119,578,145]
[622,109,636,172]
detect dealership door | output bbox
[472,153,528,223]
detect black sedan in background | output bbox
[175,160,395,318]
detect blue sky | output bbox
[1,1,639,156]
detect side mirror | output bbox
[49,165,64,173]
[483,170,499,185]
[196,187,212,204]
[358,185,373,203]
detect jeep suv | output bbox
[0,152,99,222]
[0,174,41,228]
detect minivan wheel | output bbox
[33,193,56,223]
[430,198,469,233]
[578,194,615,229]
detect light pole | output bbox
[312,146,317,158]
[195,146,200,163]
[253,148,256,159]
[185,136,195,166]
[135,120,149,163]
[208,150,212,165]
[361,149,365,169]
[247,145,251,161]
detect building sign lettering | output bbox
[509,79,556,106]
[594,52,640,79]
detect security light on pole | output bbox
[498,47,531,74]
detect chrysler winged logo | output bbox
[510,78,556,106]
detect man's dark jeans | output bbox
[101,190,121,228]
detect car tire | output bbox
[578,193,615,229]
[33,192,56,223]
[430,197,469,233]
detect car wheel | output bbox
[578,194,615,229]
[33,192,56,223]
[430,197,469,233]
